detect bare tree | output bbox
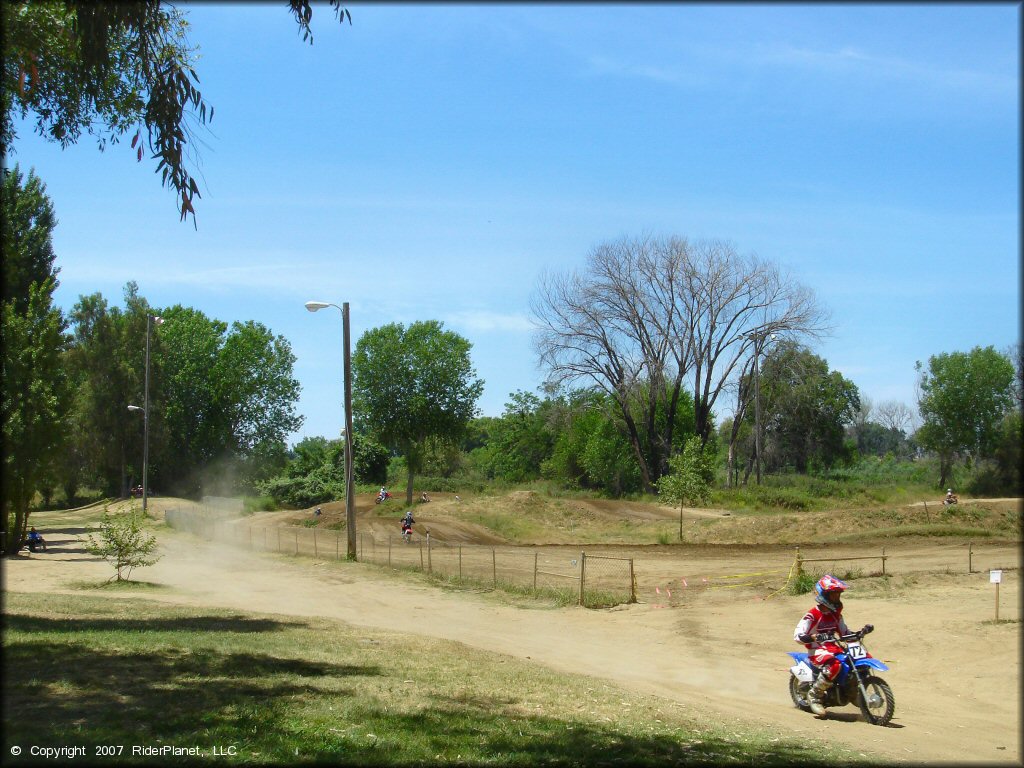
[874,399,916,434]
[679,239,830,448]
[532,235,690,491]
[532,235,829,492]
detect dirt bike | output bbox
[787,625,895,725]
[375,490,393,504]
[24,537,47,553]
[401,524,413,543]
[943,495,958,506]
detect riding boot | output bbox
[806,673,832,718]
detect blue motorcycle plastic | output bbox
[787,627,895,725]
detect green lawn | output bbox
[3,591,872,766]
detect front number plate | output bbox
[847,642,867,660]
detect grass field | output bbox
[3,590,869,766]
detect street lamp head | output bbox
[127,405,144,412]
[305,301,331,312]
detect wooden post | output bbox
[534,551,538,592]
[459,545,462,582]
[579,552,587,606]
[492,548,497,587]
[427,532,432,574]
[313,528,318,558]
[923,500,930,522]
[968,541,973,574]
[629,558,636,603]
[881,547,886,576]
[794,546,803,579]
[388,535,391,568]
[996,581,1000,621]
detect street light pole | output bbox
[142,314,152,515]
[305,300,356,560]
[130,315,163,514]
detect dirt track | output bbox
[4,512,1021,766]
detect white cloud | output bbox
[443,310,535,333]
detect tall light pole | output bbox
[128,314,163,515]
[744,330,777,486]
[305,300,356,560]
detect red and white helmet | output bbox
[814,574,848,611]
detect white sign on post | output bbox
[990,569,1003,584]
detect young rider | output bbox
[26,526,46,552]
[401,510,415,538]
[793,575,872,717]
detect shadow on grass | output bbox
[4,636,380,749]
[3,613,309,635]
[3,609,873,767]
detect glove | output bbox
[798,633,813,644]
[814,632,832,643]
[861,624,874,635]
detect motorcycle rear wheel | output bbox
[857,675,895,725]
[788,676,812,712]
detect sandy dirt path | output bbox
[4,525,1020,765]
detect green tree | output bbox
[477,391,556,484]
[353,320,484,504]
[1,166,68,555]
[540,390,642,496]
[755,342,860,474]
[3,1,349,223]
[157,307,302,495]
[86,507,161,581]
[916,346,1016,488]
[657,435,716,515]
[64,285,153,497]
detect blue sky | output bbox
[8,3,1020,444]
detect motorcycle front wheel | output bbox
[857,675,895,725]
[788,676,812,712]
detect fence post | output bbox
[968,541,973,574]
[579,552,586,607]
[427,532,432,574]
[534,551,538,592]
[459,545,463,582]
[794,546,803,580]
[313,529,318,558]
[629,558,636,603]
[923,500,930,522]
[492,548,497,588]
[419,540,424,571]
[881,546,886,576]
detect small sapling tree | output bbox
[87,506,161,582]
[657,436,716,540]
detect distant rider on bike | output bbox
[793,575,865,718]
